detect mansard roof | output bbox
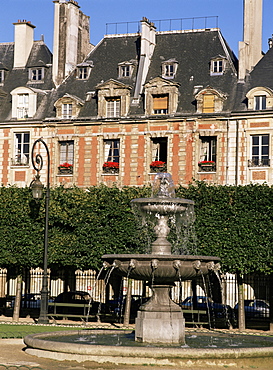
[0,40,54,120]
[46,28,238,119]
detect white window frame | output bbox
[161,60,178,79]
[106,98,121,118]
[254,95,266,110]
[104,139,120,163]
[118,63,134,78]
[62,103,73,119]
[77,66,89,80]
[29,67,44,81]
[0,70,5,84]
[59,140,74,173]
[249,134,270,167]
[13,132,30,165]
[17,93,29,119]
[210,58,225,76]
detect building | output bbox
[0,0,272,189]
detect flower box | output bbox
[198,161,216,172]
[150,161,167,173]
[103,161,119,174]
[58,162,73,174]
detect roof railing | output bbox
[105,16,218,36]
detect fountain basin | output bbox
[102,254,220,284]
[24,329,273,367]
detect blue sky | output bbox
[0,0,272,57]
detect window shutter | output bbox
[153,95,168,110]
[203,94,215,113]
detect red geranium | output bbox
[59,162,73,168]
[150,161,166,167]
[103,161,119,168]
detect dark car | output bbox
[106,295,150,318]
[180,296,234,328]
[10,293,43,309]
[234,299,270,320]
[51,291,103,317]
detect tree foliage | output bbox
[0,183,273,274]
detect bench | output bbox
[47,302,98,320]
[182,309,209,326]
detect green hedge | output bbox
[0,182,272,275]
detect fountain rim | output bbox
[24,330,273,361]
[102,254,220,262]
[131,197,194,205]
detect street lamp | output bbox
[31,138,50,324]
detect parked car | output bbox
[180,295,235,328]
[234,299,270,320]
[10,293,42,309]
[51,291,104,316]
[106,295,150,318]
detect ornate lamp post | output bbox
[31,138,50,324]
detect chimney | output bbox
[13,20,35,68]
[239,0,263,80]
[132,17,156,103]
[52,0,91,86]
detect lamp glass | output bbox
[31,178,44,199]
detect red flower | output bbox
[103,161,119,168]
[198,161,215,164]
[59,162,73,168]
[150,161,166,167]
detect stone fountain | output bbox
[23,173,273,367]
[102,172,220,345]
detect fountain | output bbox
[102,172,220,345]
[23,173,273,367]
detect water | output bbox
[44,330,273,349]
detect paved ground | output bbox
[1,316,273,370]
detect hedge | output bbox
[0,182,272,275]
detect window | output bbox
[59,141,74,174]
[254,95,266,110]
[246,87,273,110]
[78,67,88,80]
[198,137,217,172]
[203,94,215,113]
[161,59,178,79]
[17,93,29,119]
[106,97,121,118]
[0,70,5,84]
[62,103,72,119]
[118,62,134,78]
[29,68,44,81]
[12,132,30,165]
[151,137,168,163]
[120,65,130,77]
[249,134,270,167]
[54,94,84,119]
[103,139,120,173]
[153,94,168,114]
[210,57,226,75]
[104,139,120,163]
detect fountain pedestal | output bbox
[135,284,185,344]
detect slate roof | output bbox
[0,41,53,120]
[45,28,238,120]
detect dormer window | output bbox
[195,87,226,114]
[54,94,84,119]
[11,86,38,119]
[254,95,266,110]
[29,67,44,81]
[96,79,131,118]
[162,59,178,79]
[210,56,226,76]
[246,87,273,110]
[153,94,168,114]
[118,62,134,78]
[76,61,93,80]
